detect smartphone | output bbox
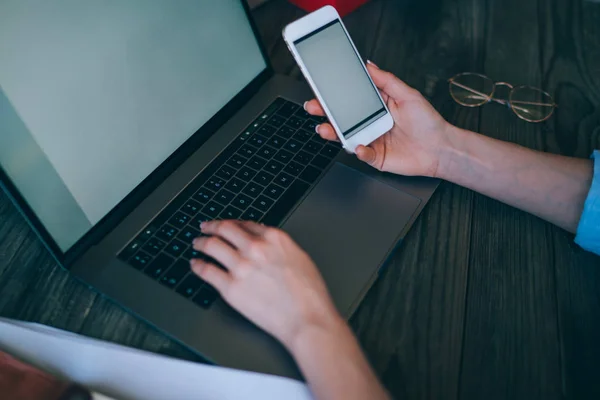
[283,5,393,153]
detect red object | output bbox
[288,0,371,17]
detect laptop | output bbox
[0,0,438,378]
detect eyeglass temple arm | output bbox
[509,99,557,107]
[448,80,492,101]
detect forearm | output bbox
[289,318,389,400]
[438,126,593,232]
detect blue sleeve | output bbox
[575,150,600,255]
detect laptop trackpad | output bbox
[282,162,421,316]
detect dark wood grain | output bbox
[456,1,600,399]
[1,1,600,399]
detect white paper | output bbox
[0,318,313,400]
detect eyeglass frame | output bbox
[448,72,558,123]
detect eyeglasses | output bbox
[448,72,557,123]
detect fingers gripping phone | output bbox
[283,6,393,153]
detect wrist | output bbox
[286,312,350,358]
[435,124,471,181]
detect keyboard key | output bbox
[247,119,263,133]
[262,180,310,227]
[205,177,227,191]
[284,139,302,153]
[303,119,317,131]
[160,259,191,288]
[144,253,174,279]
[182,247,203,261]
[286,116,304,129]
[238,128,253,142]
[215,189,236,205]
[202,201,224,218]
[268,114,286,127]
[137,225,157,242]
[156,225,179,242]
[241,207,264,222]
[299,165,322,183]
[169,212,191,228]
[320,145,340,159]
[294,107,312,119]
[311,134,327,145]
[194,188,215,204]
[265,160,284,175]
[311,155,331,169]
[226,154,248,169]
[194,285,219,309]
[232,193,253,210]
[181,199,202,216]
[242,181,264,198]
[219,205,242,219]
[293,130,311,142]
[224,177,246,193]
[253,195,274,212]
[119,239,144,260]
[247,156,267,170]
[274,149,294,164]
[238,119,264,142]
[142,238,166,256]
[294,151,314,164]
[178,226,201,242]
[278,125,296,137]
[277,101,300,117]
[236,166,257,181]
[274,172,294,188]
[249,134,267,148]
[191,213,212,228]
[165,238,187,258]
[253,170,275,186]
[215,165,236,180]
[129,251,152,270]
[238,144,258,158]
[303,141,322,154]
[177,273,205,298]
[284,161,304,176]
[220,205,243,219]
[257,145,277,159]
[258,125,276,137]
[264,183,284,199]
[267,135,286,149]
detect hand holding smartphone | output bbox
[283,6,393,153]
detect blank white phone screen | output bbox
[294,20,385,138]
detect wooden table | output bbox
[1,0,599,398]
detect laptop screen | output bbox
[0,1,266,252]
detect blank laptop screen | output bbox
[0,0,266,251]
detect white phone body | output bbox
[283,6,393,153]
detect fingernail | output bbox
[315,124,320,134]
[303,101,308,111]
[190,258,202,270]
[367,60,379,68]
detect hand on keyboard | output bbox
[190,220,344,350]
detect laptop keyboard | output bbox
[118,98,341,309]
